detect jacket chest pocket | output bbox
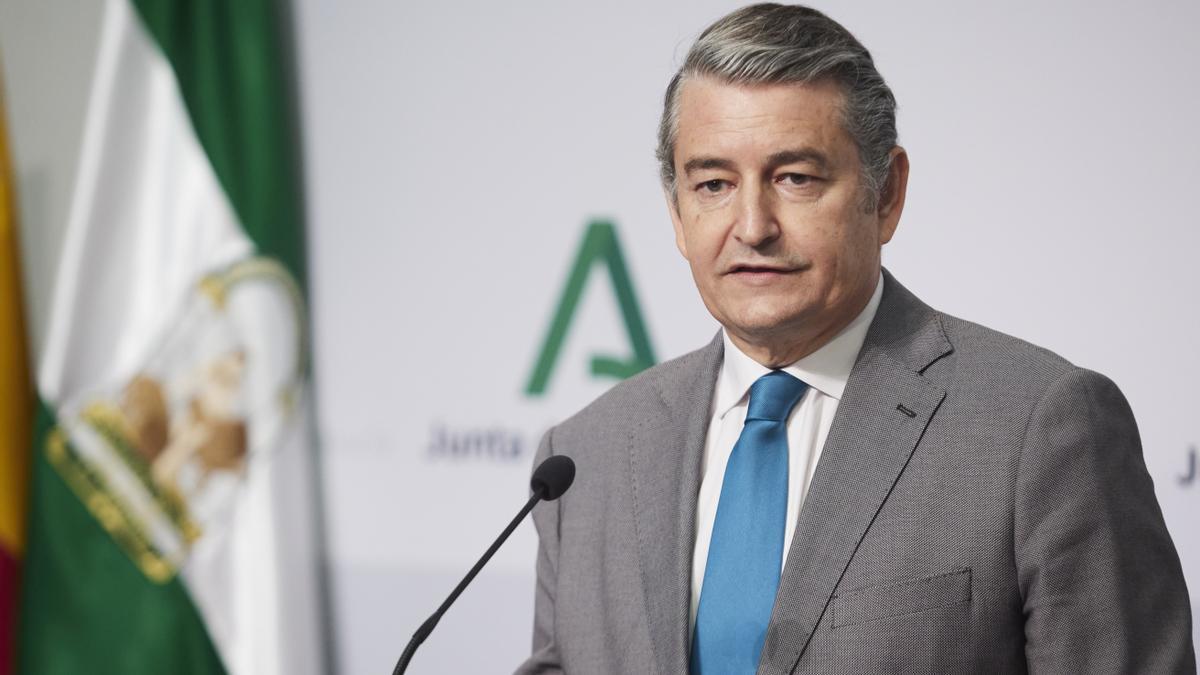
[831,568,971,627]
[824,568,973,673]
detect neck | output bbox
[726,324,845,369]
[727,276,879,369]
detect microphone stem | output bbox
[392,488,546,675]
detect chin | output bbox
[723,308,811,340]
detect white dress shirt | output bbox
[689,275,884,633]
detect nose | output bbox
[732,180,780,248]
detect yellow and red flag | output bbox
[0,67,34,675]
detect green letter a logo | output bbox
[525,221,657,396]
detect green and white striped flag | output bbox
[17,0,323,673]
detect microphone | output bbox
[531,454,575,500]
[391,455,576,674]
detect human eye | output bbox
[776,172,814,187]
[697,178,729,193]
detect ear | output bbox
[665,187,689,258]
[876,146,909,245]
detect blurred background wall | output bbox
[1,0,1197,672]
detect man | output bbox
[517,4,1195,674]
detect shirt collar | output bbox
[714,273,884,420]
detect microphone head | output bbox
[531,455,575,501]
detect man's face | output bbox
[667,76,906,364]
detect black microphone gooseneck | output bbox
[391,455,576,675]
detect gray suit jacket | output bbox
[517,271,1195,674]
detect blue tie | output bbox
[692,370,809,675]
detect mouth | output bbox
[725,263,805,276]
[722,262,807,287]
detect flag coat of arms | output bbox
[16,0,325,673]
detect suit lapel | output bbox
[759,272,953,674]
[628,333,722,675]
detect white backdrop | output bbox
[3,1,1198,673]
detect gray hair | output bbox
[656,3,897,209]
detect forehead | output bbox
[673,76,853,165]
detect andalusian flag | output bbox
[17,1,323,673]
[0,68,34,675]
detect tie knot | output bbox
[745,371,808,422]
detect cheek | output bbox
[682,215,727,264]
[680,229,722,289]
[792,219,847,266]
[789,211,876,280]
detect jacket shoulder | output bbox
[553,337,717,435]
[931,311,1093,399]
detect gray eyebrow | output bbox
[682,156,736,175]
[681,148,830,177]
[765,148,830,172]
